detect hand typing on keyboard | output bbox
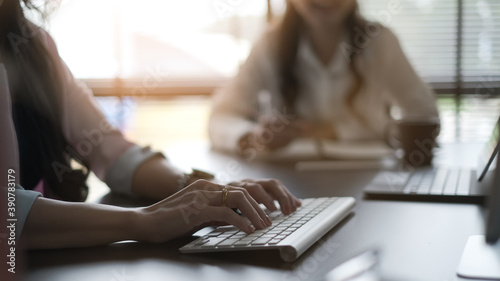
[180,197,355,262]
[227,179,301,215]
[135,179,301,243]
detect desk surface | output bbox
[24,142,487,281]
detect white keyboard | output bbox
[179,197,355,262]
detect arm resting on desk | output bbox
[22,197,140,249]
[130,155,185,200]
[21,180,281,249]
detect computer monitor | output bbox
[485,133,500,244]
[477,117,500,182]
[457,117,500,279]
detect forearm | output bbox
[22,197,140,249]
[0,63,19,180]
[131,156,184,200]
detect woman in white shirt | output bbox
[209,0,439,155]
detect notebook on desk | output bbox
[363,117,500,204]
[179,197,355,262]
[253,138,395,161]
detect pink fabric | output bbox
[32,179,61,200]
[39,28,134,182]
[0,64,20,182]
[2,25,135,192]
[32,180,44,194]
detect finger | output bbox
[244,179,301,209]
[201,206,255,234]
[196,188,269,228]
[268,179,302,208]
[225,189,268,229]
[195,183,272,227]
[240,182,277,212]
[257,179,296,215]
[227,182,273,224]
[279,183,302,208]
[232,186,272,226]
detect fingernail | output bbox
[265,215,272,225]
[269,201,277,211]
[259,218,266,228]
[248,225,255,233]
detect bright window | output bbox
[43,0,269,80]
[36,0,499,96]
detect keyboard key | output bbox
[234,240,252,246]
[217,239,240,248]
[268,239,282,245]
[273,226,288,231]
[200,238,226,248]
[404,170,425,193]
[416,170,435,194]
[429,168,448,195]
[443,170,459,195]
[456,170,471,195]
[251,237,272,245]
[237,237,256,243]
[179,197,351,256]
[194,237,210,246]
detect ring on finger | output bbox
[221,186,229,206]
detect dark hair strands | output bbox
[1,0,89,201]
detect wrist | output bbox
[238,132,254,151]
[178,169,215,190]
[128,207,149,242]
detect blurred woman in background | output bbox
[209,0,439,154]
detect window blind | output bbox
[358,0,500,96]
[462,0,500,95]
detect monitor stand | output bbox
[457,235,500,279]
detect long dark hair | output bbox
[276,2,370,127]
[0,0,89,201]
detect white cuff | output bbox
[105,145,164,196]
[209,115,259,152]
[8,186,42,240]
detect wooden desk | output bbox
[24,142,486,281]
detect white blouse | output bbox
[209,25,439,152]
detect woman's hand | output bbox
[228,179,301,215]
[22,178,300,248]
[136,180,274,243]
[294,120,337,139]
[239,118,302,151]
[238,118,337,152]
